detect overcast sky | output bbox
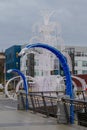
[0,0,87,51]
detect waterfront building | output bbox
[5,45,21,80]
[20,45,87,77]
[65,45,87,75]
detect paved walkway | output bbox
[0,94,86,130]
[0,109,86,130]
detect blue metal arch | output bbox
[7,69,28,94]
[7,69,28,110]
[25,43,74,123]
[26,43,73,97]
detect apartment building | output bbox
[5,45,21,80]
[20,44,87,77]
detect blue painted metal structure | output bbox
[7,69,28,110]
[24,43,74,124]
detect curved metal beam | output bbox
[19,43,74,124]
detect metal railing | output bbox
[28,91,64,117]
[62,97,87,127]
[17,90,87,126]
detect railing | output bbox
[28,91,65,117]
[17,91,65,117]
[17,90,87,126]
[62,97,87,127]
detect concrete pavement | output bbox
[0,95,86,130]
[0,109,86,130]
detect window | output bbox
[26,60,28,66]
[75,61,78,66]
[9,53,12,59]
[82,70,87,74]
[82,61,87,67]
[34,59,39,66]
[16,52,19,58]
[26,70,29,75]
[76,52,81,56]
[54,59,59,69]
[34,70,39,76]
[41,71,43,76]
[16,62,18,68]
[74,70,78,74]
